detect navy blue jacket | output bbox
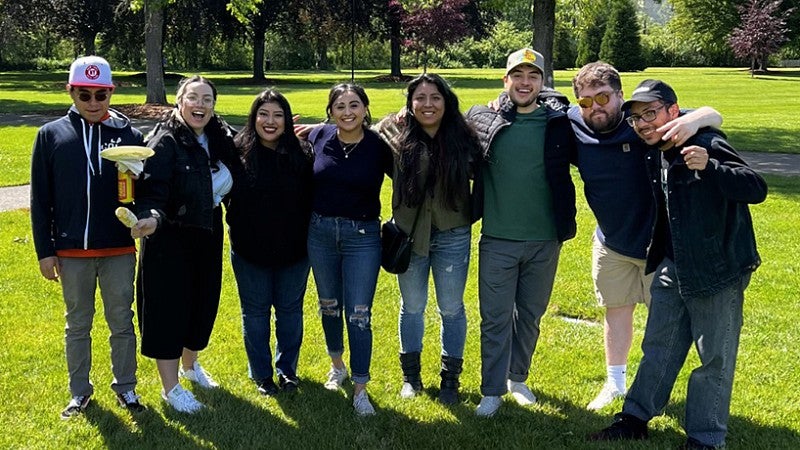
[31,107,143,259]
[467,99,577,243]
[645,128,767,298]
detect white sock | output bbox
[607,365,627,392]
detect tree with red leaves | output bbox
[401,0,472,72]
[728,0,795,76]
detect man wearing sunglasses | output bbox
[590,79,766,449]
[569,63,723,412]
[30,56,145,419]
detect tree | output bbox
[598,0,645,71]
[402,0,472,72]
[532,0,555,86]
[51,0,116,55]
[728,0,795,75]
[135,0,168,104]
[573,0,608,67]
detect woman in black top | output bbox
[133,75,236,413]
[226,89,313,396]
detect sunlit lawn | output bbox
[0,173,799,449]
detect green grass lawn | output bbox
[1,172,798,449]
[1,67,799,187]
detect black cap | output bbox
[621,79,678,111]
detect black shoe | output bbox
[438,355,463,405]
[588,413,649,441]
[60,395,91,420]
[278,374,299,393]
[116,390,145,412]
[680,437,721,449]
[256,378,279,396]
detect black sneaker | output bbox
[60,395,91,420]
[278,374,299,393]
[588,413,649,441]
[256,378,279,396]
[116,390,145,412]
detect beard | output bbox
[587,109,623,133]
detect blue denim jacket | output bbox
[644,128,767,298]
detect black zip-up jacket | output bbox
[135,112,237,230]
[466,95,577,243]
[31,107,143,259]
[645,128,767,298]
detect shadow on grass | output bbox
[725,126,800,155]
[664,399,800,448]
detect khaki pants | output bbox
[61,254,137,397]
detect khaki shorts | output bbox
[592,234,652,308]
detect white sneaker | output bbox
[162,384,204,413]
[352,389,376,416]
[324,364,349,390]
[587,383,626,411]
[400,382,419,399]
[507,380,537,406]
[180,361,219,389]
[476,396,502,417]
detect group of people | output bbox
[31,50,766,448]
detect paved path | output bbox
[2,114,799,213]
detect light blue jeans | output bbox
[307,212,381,385]
[623,258,750,448]
[397,225,470,358]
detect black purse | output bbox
[381,197,425,274]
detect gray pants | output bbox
[61,254,137,397]
[478,236,560,396]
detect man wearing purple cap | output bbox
[589,79,767,449]
[467,48,577,417]
[30,56,145,419]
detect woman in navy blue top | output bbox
[307,84,392,416]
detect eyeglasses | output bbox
[577,92,613,109]
[183,94,215,107]
[625,104,668,127]
[76,91,109,103]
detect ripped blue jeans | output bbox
[307,212,381,384]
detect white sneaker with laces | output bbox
[475,395,502,417]
[587,383,626,410]
[507,380,537,405]
[352,390,376,416]
[324,364,349,390]
[162,384,204,413]
[180,361,219,388]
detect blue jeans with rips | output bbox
[231,251,310,382]
[307,212,381,385]
[397,225,470,358]
[623,258,750,448]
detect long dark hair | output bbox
[397,73,476,210]
[325,83,372,127]
[234,89,308,179]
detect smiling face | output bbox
[411,81,445,136]
[68,86,112,123]
[629,100,679,146]
[330,90,367,136]
[503,65,542,113]
[576,84,624,133]
[255,101,285,149]
[178,81,215,135]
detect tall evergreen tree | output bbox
[575,12,607,67]
[598,0,645,71]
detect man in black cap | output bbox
[589,79,768,449]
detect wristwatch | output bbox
[149,209,162,227]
